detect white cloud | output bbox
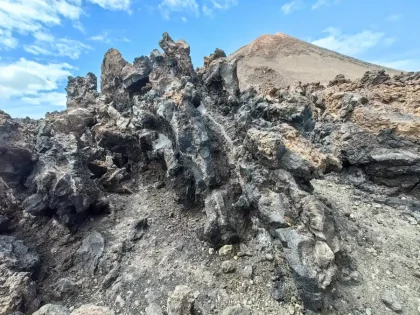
[33,31,55,42]
[89,31,130,44]
[0,0,136,114]
[158,0,200,19]
[21,92,67,107]
[158,0,237,19]
[202,0,237,16]
[0,58,72,108]
[210,0,237,10]
[0,0,86,55]
[312,0,327,9]
[87,0,131,11]
[90,32,112,43]
[374,59,420,72]
[24,37,91,59]
[281,1,302,15]
[0,0,83,35]
[312,0,340,9]
[73,21,86,33]
[24,45,52,56]
[0,0,131,53]
[387,14,401,22]
[0,29,18,50]
[312,27,388,56]
[202,4,213,16]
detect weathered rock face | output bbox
[200,56,240,105]
[1,32,420,314]
[0,111,36,188]
[204,48,227,68]
[310,71,420,198]
[22,129,104,224]
[66,73,99,109]
[0,236,40,314]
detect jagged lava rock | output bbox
[0,32,419,315]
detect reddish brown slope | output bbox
[229,32,400,91]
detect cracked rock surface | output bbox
[0,33,419,315]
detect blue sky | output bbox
[0,0,418,118]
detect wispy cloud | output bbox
[387,14,401,22]
[24,35,91,59]
[312,0,327,9]
[90,32,111,43]
[33,31,55,42]
[0,0,83,40]
[281,1,302,15]
[0,0,131,50]
[21,92,68,107]
[0,29,18,50]
[158,0,237,19]
[0,0,133,113]
[312,27,392,56]
[209,0,237,10]
[73,21,86,33]
[202,4,212,16]
[158,0,200,19]
[312,0,340,10]
[373,59,420,72]
[87,0,131,11]
[89,31,130,44]
[0,58,72,105]
[203,0,237,16]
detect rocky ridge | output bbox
[0,33,419,315]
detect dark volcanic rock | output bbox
[66,73,99,109]
[75,231,104,274]
[1,32,420,314]
[0,214,10,232]
[0,111,35,188]
[0,236,40,314]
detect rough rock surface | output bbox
[33,304,70,315]
[167,285,196,315]
[0,33,419,315]
[33,304,114,315]
[0,236,40,314]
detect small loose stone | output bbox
[219,245,234,256]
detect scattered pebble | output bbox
[219,245,234,256]
[221,261,236,274]
[381,290,403,313]
[242,265,253,279]
[265,254,274,261]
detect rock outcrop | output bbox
[0,236,40,314]
[1,32,419,315]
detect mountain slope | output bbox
[229,32,401,91]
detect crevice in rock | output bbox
[87,162,108,179]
